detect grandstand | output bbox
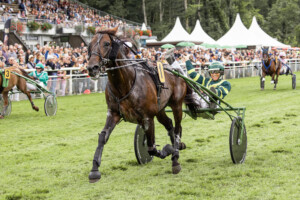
[0,0,153,49]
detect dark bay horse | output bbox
[0,67,39,118]
[261,47,281,90]
[87,26,196,183]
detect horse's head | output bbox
[87,26,121,78]
[261,47,269,62]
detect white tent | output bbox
[141,23,147,31]
[189,20,215,44]
[217,13,257,46]
[162,17,191,42]
[248,16,290,47]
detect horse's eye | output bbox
[104,42,110,47]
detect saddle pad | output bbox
[0,70,10,88]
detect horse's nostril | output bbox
[93,65,99,70]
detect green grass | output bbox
[1,72,300,200]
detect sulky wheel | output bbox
[0,95,12,116]
[134,125,153,165]
[44,95,57,116]
[229,117,247,164]
[292,74,296,89]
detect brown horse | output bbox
[87,26,196,183]
[261,47,281,90]
[0,67,39,118]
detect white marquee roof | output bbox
[189,20,215,44]
[162,17,191,42]
[217,13,257,46]
[141,23,147,31]
[248,16,290,47]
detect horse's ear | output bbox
[96,26,119,35]
[106,26,118,35]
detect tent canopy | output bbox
[141,23,147,31]
[161,17,191,42]
[217,13,257,46]
[189,20,215,44]
[248,16,290,47]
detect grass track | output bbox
[1,72,300,200]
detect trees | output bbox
[81,0,300,45]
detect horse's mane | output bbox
[9,67,35,80]
[19,68,35,80]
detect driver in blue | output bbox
[186,59,231,108]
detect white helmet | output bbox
[279,52,286,57]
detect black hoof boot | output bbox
[172,162,181,174]
[89,170,101,183]
[179,142,186,150]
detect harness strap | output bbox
[107,68,137,121]
[262,59,273,71]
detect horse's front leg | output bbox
[89,109,121,183]
[261,71,266,90]
[0,92,9,119]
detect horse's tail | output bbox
[19,68,35,80]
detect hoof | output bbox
[273,88,276,90]
[179,142,186,150]
[89,170,101,183]
[33,106,39,112]
[172,164,181,174]
[260,88,264,91]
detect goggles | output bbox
[209,70,220,74]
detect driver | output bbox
[27,63,49,90]
[186,58,231,108]
[279,52,292,75]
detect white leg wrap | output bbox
[271,80,274,84]
[262,78,265,82]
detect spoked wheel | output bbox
[229,117,247,164]
[134,125,153,165]
[44,95,57,116]
[292,74,296,89]
[0,95,12,116]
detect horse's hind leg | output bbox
[18,82,39,111]
[24,90,39,111]
[170,104,183,174]
[156,110,186,150]
[89,109,121,183]
[0,92,9,119]
[274,71,280,90]
[274,74,278,90]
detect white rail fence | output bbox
[9,59,300,101]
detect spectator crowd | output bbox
[0,41,91,96]
[138,46,300,69]
[0,0,132,30]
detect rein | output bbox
[90,32,145,120]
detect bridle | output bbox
[88,33,111,73]
[88,33,151,74]
[262,48,269,62]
